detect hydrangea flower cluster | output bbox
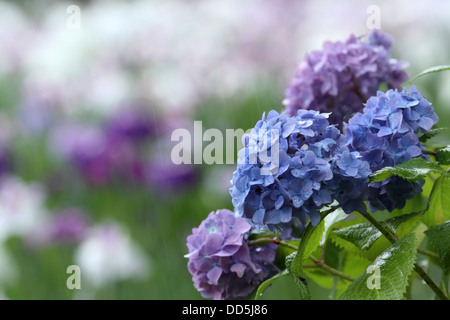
[230,110,371,230]
[345,86,439,212]
[283,30,409,127]
[185,209,277,300]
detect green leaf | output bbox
[425,221,450,272]
[441,271,449,297]
[333,222,382,251]
[291,216,327,279]
[254,269,289,300]
[369,158,447,183]
[423,175,450,227]
[320,208,349,246]
[303,268,334,290]
[330,212,424,261]
[339,234,417,300]
[286,253,310,300]
[419,128,448,143]
[335,253,371,298]
[303,218,326,260]
[436,145,450,165]
[332,212,422,254]
[409,65,450,82]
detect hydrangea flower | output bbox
[345,86,438,212]
[230,110,371,229]
[283,30,409,127]
[185,209,277,300]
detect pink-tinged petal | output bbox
[204,233,224,255]
[206,266,222,285]
[218,209,235,226]
[233,218,251,233]
[230,263,247,278]
[215,244,240,257]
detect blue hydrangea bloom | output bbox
[283,30,409,127]
[345,86,438,212]
[230,110,371,229]
[185,209,277,300]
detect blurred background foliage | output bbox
[0,0,448,299]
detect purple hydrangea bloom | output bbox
[345,86,438,212]
[185,209,277,300]
[230,110,371,229]
[283,30,409,127]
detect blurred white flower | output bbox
[1,0,449,127]
[75,222,151,287]
[0,1,31,75]
[0,176,48,242]
[5,0,306,121]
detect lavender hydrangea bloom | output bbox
[230,110,371,229]
[185,209,277,300]
[345,87,438,212]
[283,30,409,127]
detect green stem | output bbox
[417,248,440,260]
[414,264,448,300]
[359,211,448,300]
[248,238,297,251]
[308,255,355,282]
[359,211,397,243]
[423,150,437,156]
[248,237,355,282]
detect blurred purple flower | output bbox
[0,148,11,176]
[48,208,90,244]
[28,208,90,247]
[144,160,196,190]
[49,124,142,184]
[105,107,157,142]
